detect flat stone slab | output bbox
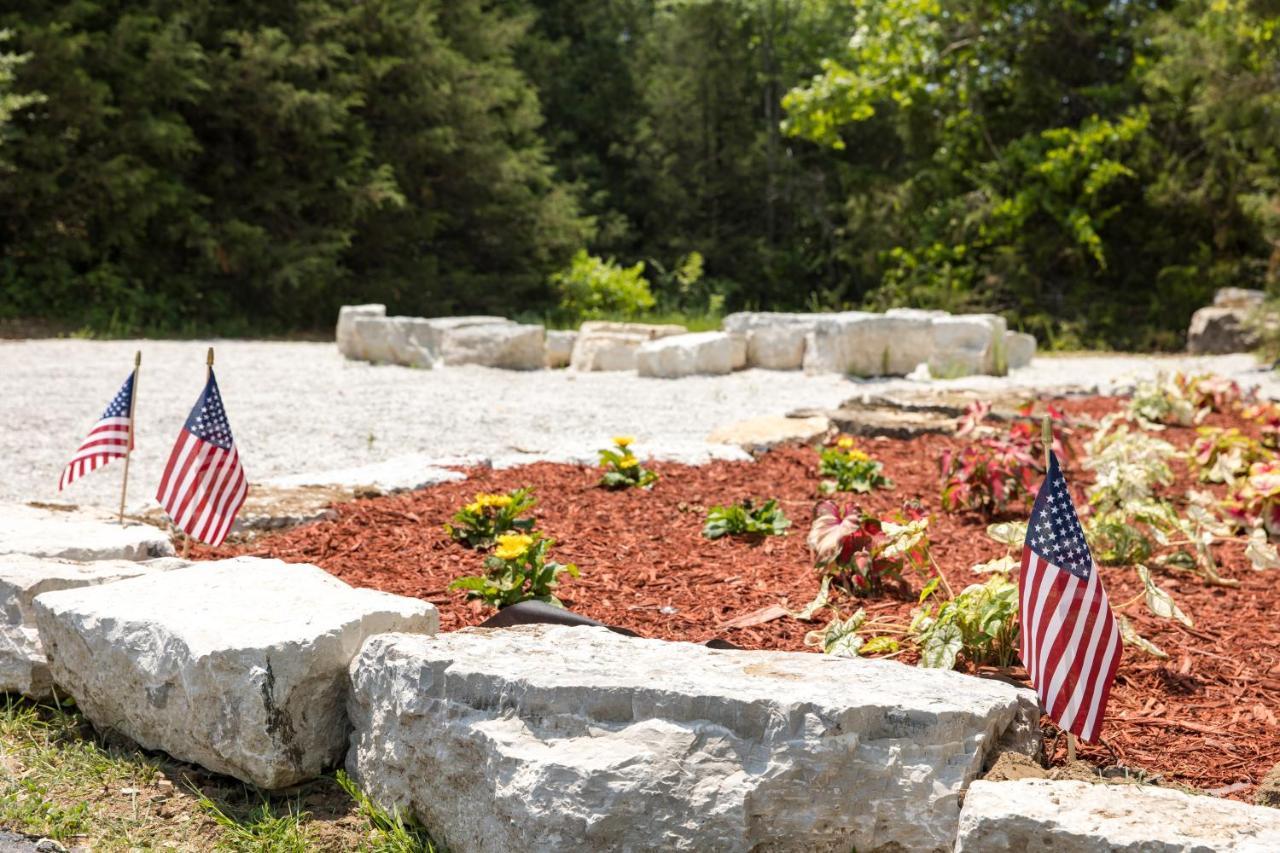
[1,554,189,698]
[346,625,1039,853]
[791,404,958,439]
[261,456,465,496]
[34,557,438,789]
[707,414,831,452]
[0,502,175,561]
[956,779,1280,852]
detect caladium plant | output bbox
[806,500,930,596]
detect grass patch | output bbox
[0,696,439,851]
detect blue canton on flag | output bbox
[183,375,234,450]
[101,373,134,420]
[1025,453,1091,580]
[59,369,136,491]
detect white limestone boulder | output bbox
[635,331,746,378]
[1,555,188,699]
[0,502,174,561]
[928,314,1009,377]
[707,414,831,452]
[437,322,545,370]
[349,316,412,364]
[723,312,830,370]
[803,312,935,376]
[346,625,1040,853]
[544,330,577,368]
[336,304,386,359]
[955,779,1280,852]
[570,321,688,371]
[886,307,951,321]
[34,557,437,789]
[261,455,465,496]
[1005,331,1037,369]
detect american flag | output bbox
[1019,451,1122,743]
[59,371,135,491]
[156,370,247,546]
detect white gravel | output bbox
[2,338,1277,513]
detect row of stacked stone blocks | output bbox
[5,502,1280,850]
[336,305,1037,377]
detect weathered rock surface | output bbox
[803,313,936,376]
[635,331,747,377]
[1188,306,1263,355]
[1,554,188,698]
[1215,287,1266,309]
[723,312,829,370]
[346,625,1040,853]
[0,502,174,561]
[437,321,545,370]
[1006,330,1037,369]
[929,314,1009,377]
[570,322,688,371]
[955,779,1280,852]
[707,414,831,452]
[336,304,386,359]
[544,330,577,368]
[34,557,437,789]
[262,456,465,496]
[1256,762,1280,809]
[793,404,958,439]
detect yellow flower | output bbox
[618,456,639,470]
[475,493,513,509]
[613,435,635,448]
[464,500,483,515]
[836,436,854,449]
[848,449,870,463]
[494,533,534,561]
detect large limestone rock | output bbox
[34,557,437,789]
[928,314,1009,378]
[346,625,1040,853]
[707,414,831,452]
[955,779,1280,852]
[723,312,831,370]
[803,312,936,376]
[1,555,188,698]
[1188,306,1263,354]
[0,502,174,561]
[570,321,688,371]
[635,331,746,378]
[437,321,545,370]
[1006,330,1037,369]
[336,304,386,359]
[544,330,577,368]
[349,315,416,364]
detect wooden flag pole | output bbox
[1042,413,1079,763]
[117,351,141,524]
[181,347,216,559]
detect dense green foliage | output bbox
[0,0,1276,345]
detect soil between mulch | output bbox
[194,396,1280,801]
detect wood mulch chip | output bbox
[194,395,1280,801]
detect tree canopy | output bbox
[0,0,1276,347]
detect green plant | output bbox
[819,436,893,493]
[1189,427,1270,484]
[335,770,437,853]
[552,250,655,320]
[195,792,310,852]
[449,533,579,608]
[598,436,658,489]
[802,608,902,658]
[702,498,790,539]
[444,487,537,548]
[1128,374,1203,427]
[939,410,1045,516]
[911,574,1019,671]
[807,501,930,596]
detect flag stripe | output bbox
[59,376,134,491]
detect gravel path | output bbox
[3,338,1276,511]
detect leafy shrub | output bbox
[702,498,790,539]
[449,533,579,608]
[1190,427,1269,484]
[1128,373,1202,427]
[599,436,658,489]
[940,415,1045,516]
[1178,373,1251,413]
[911,574,1019,670]
[819,436,893,493]
[807,501,930,596]
[552,250,655,320]
[1241,402,1280,449]
[1083,415,1176,511]
[802,608,901,658]
[444,488,536,548]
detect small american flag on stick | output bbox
[156,369,247,546]
[59,370,136,491]
[1019,450,1122,743]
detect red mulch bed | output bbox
[195,395,1280,800]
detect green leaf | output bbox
[919,623,962,670]
[789,576,832,622]
[860,636,900,655]
[1136,564,1192,627]
[986,521,1028,546]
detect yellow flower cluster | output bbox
[464,493,514,514]
[613,435,635,448]
[618,456,639,469]
[835,436,870,462]
[847,448,870,463]
[494,533,534,561]
[836,436,854,449]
